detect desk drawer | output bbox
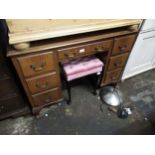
[58,46,87,61]
[112,34,136,55]
[32,88,62,106]
[58,39,113,61]
[91,39,113,53]
[26,72,60,94]
[17,51,57,77]
[107,53,128,71]
[104,69,122,84]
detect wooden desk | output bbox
[6,19,142,113]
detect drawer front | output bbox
[104,69,122,84]
[26,72,60,94]
[58,45,89,61]
[17,51,57,77]
[107,53,128,71]
[32,88,62,106]
[90,39,113,54]
[112,34,136,55]
[58,39,113,61]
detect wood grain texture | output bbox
[32,87,62,107]
[7,29,138,57]
[58,39,113,62]
[6,19,142,45]
[107,53,129,71]
[11,50,62,113]
[26,71,60,94]
[7,21,140,113]
[17,51,57,77]
[104,69,122,84]
[112,34,136,55]
[100,33,137,86]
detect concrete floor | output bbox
[0,69,155,135]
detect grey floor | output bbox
[1,69,155,135]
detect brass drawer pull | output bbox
[30,62,46,72]
[114,61,122,67]
[119,45,127,51]
[95,46,106,52]
[111,76,117,81]
[44,97,52,103]
[36,81,48,89]
[64,53,75,58]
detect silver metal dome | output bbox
[100,86,122,106]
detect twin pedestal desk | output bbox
[6,19,142,113]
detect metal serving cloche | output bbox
[100,86,123,106]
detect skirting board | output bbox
[122,64,155,81]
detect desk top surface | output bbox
[6,19,142,45]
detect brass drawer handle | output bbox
[119,45,127,51]
[44,97,52,103]
[36,81,48,89]
[114,61,122,67]
[64,53,75,58]
[111,76,117,81]
[30,62,46,72]
[95,46,106,52]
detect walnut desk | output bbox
[6,19,142,113]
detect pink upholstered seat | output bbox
[61,56,104,81]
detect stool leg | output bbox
[92,83,97,95]
[66,81,71,104]
[92,74,99,95]
[86,75,97,95]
